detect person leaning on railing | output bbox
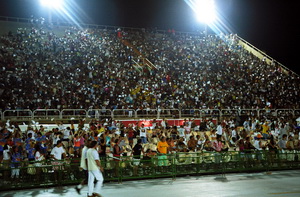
[157,136,169,167]
[212,135,223,163]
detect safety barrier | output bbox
[239,109,258,117]
[1,150,300,191]
[33,109,61,120]
[136,109,159,119]
[112,109,135,119]
[61,109,87,120]
[3,110,33,121]
[1,108,299,121]
[158,109,181,119]
[87,109,112,119]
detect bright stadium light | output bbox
[40,0,64,9]
[194,0,216,24]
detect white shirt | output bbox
[178,127,185,137]
[80,146,88,170]
[216,125,223,135]
[231,129,237,138]
[51,146,65,160]
[35,151,44,166]
[53,135,61,145]
[140,128,147,137]
[254,140,262,150]
[161,120,166,128]
[58,124,66,132]
[28,130,35,139]
[63,129,71,139]
[3,149,10,160]
[87,148,100,171]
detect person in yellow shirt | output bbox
[97,125,105,134]
[262,121,270,140]
[157,137,169,166]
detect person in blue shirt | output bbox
[25,133,34,150]
[35,132,46,143]
[27,142,35,162]
[11,145,22,180]
[0,134,7,162]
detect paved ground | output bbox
[1,170,300,197]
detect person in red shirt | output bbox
[73,134,81,157]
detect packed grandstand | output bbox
[0,18,300,190]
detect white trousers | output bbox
[88,170,104,196]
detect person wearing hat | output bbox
[254,134,264,162]
[254,134,263,149]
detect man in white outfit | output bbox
[75,140,90,194]
[87,141,104,197]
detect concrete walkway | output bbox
[1,170,300,197]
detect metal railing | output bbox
[112,109,135,119]
[1,108,299,121]
[87,109,112,119]
[3,110,33,120]
[1,150,300,191]
[237,35,298,77]
[61,109,87,119]
[33,109,61,120]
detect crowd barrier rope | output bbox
[1,150,300,191]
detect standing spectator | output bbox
[178,125,185,138]
[216,122,223,138]
[139,124,147,144]
[212,135,224,164]
[73,133,81,157]
[98,134,107,160]
[187,136,197,151]
[87,141,104,197]
[231,126,238,143]
[132,139,143,175]
[161,119,167,130]
[62,127,72,150]
[11,145,22,181]
[278,134,287,150]
[75,140,90,195]
[34,143,44,182]
[262,121,270,140]
[286,135,295,150]
[50,140,67,181]
[157,137,169,167]
[184,122,191,142]
[253,134,264,162]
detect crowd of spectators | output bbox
[0,23,299,112]
[0,115,300,181]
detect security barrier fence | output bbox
[1,150,300,191]
[1,108,299,121]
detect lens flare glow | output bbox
[195,0,216,24]
[185,0,216,24]
[40,0,64,9]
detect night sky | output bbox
[0,0,299,74]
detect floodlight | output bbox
[40,0,64,9]
[194,0,216,24]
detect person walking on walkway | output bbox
[87,141,104,197]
